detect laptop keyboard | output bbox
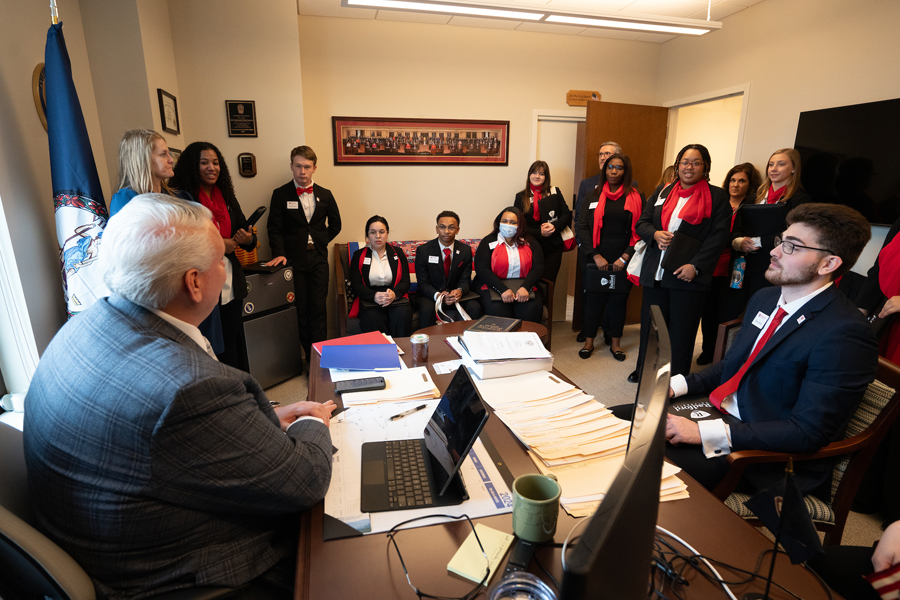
[386,440,433,509]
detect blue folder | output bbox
[320,343,401,370]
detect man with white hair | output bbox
[24,194,335,599]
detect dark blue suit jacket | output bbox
[414,238,473,300]
[685,285,879,495]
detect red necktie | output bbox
[709,307,788,411]
[443,248,451,280]
[296,186,313,195]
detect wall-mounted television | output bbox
[794,97,900,226]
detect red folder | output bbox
[312,331,392,356]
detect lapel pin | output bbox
[797,315,806,324]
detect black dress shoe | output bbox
[576,331,586,343]
[627,370,639,383]
[696,351,713,366]
[603,332,612,346]
[578,347,594,359]
[610,348,626,362]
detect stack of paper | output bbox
[471,370,689,516]
[447,335,553,380]
[340,366,440,406]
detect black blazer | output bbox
[224,195,256,302]
[575,187,645,260]
[414,238,473,300]
[349,244,411,303]
[514,187,572,253]
[575,174,601,221]
[267,182,342,261]
[731,190,814,250]
[636,182,731,289]
[474,232,544,295]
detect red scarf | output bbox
[530,184,542,221]
[197,186,231,238]
[660,180,712,231]
[766,184,787,204]
[878,234,900,364]
[591,183,643,248]
[490,238,533,279]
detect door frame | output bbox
[529,108,586,162]
[661,83,751,166]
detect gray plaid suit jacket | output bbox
[24,295,332,599]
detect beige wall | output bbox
[137,0,185,153]
[668,95,744,187]
[168,0,306,258]
[297,15,661,246]
[0,0,109,354]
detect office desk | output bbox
[298,334,836,600]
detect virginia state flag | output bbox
[45,22,109,317]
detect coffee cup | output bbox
[511,473,561,543]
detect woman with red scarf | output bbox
[631,144,731,380]
[474,206,545,323]
[858,215,900,365]
[731,148,813,301]
[170,141,256,371]
[349,215,412,336]
[575,154,644,361]
[514,160,571,283]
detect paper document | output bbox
[433,359,464,375]
[340,366,439,405]
[459,331,551,362]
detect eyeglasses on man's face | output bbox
[774,236,833,255]
[437,225,458,232]
[598,151,614,158]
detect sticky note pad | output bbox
[447,524,514,586]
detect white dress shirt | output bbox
[434,241,454,301]
[295,180,316,244]
[150,308,218,360]
[503,239,522,279]
[655,194,691,281]
[670,282,833,458]
[367,246,393,286]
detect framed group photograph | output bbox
[157,89,180,135]
[226,100,258,137]
[332,117,509,166]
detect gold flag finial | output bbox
[51,0,59,24]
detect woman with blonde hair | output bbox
[731,148,812,300]
[109,129,190,216]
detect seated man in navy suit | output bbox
[25,194,335,598]
[415,210,483,327]
[665,203,879,498]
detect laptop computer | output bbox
[360,367,490,513]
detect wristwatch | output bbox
[690,264,701,277]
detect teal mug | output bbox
[511,473,561,543]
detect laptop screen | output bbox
[422,367,489,496]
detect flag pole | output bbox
[50,0,59,24]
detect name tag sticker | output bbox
[429,255,439,264]
[489,241,499,250]
[363,257,371,265]
[752,311,769,328]
[655,197,665,206]
[287,201,299,209]
[589,201,599,210]
[797,315,806,325]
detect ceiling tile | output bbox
[634,32,677,42]
[448,15,522,29]
[578,27,645,40]
[687,3,745,19]
[515,21,588,34]
[620,0,710,18]
[374,9,452,23]
[298,0,376,18]
[546,0,636,11]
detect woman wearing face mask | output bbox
[514,160,571,283]
[474,206,545,323]
[170,142,256,371]
[630,144,732,380]
[348,215,412,336]
[731,148,812,300]
[575,154,644,361]
[696,163,762,365]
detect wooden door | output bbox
[572,101,669,331]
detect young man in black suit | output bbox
[266,146,341,368]
[415,210,482,327]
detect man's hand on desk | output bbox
[665,415,700,445]
[276,400,336,430]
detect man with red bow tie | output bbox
[267,146,342,369]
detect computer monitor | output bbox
[560,305,672,600]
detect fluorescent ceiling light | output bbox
[546,15,710,35]
[347,0,544,20]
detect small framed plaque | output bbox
[157,88,180,135]
[226,100,257,137]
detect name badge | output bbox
[287,201,299,210]
[489,241,499,250]
[589,201,599,210]
[655,197,665,206]
[751,311,769,328]
[429,255,440,264]
[363,257,371,265]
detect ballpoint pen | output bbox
[390,404,428,421]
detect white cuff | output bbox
[750,236,761,249]
[670,374,688,398]
[698,419,732,459]
[434,292,441,301]
[286,415,325,433]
